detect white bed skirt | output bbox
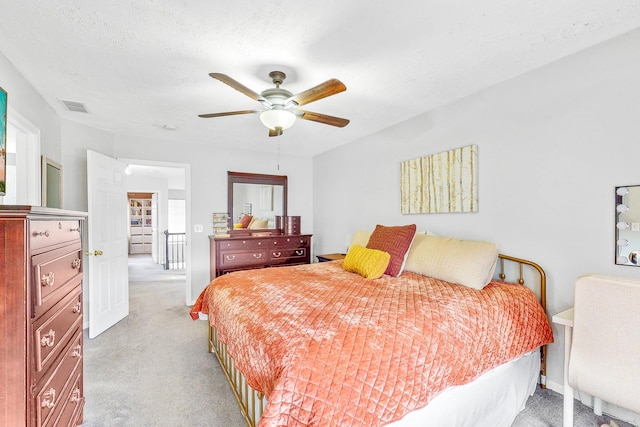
[386,350,539,427]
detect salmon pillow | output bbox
[366,224,417,277]
[239,214,253,228]
[343,244,390,280]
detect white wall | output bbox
[0,52,61,163]
[113,134,314,302]
[313,28,640,393]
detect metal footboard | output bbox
[209,325,264,427]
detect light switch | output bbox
[632,222,640,232]
[194,224,203,233]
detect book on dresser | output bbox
[0,206,87,427]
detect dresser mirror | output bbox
[615,185,640,266]
[228,171,287,233]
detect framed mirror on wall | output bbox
[615,185,640,266]
[41,156,63,208]
[227,171,287,233]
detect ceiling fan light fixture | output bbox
[260,109,296,131]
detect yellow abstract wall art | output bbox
[401,144,477,214]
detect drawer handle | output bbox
[253,253,262,259]
[71,258,82,269]
[273,251,281,258]
[41,272,56,287]
[34,230,50,238]
[41,388,56,409]
[72,302,82,314]
[69,227,81,233]
[70,388,81,403]
[295,250,304,256]
[41,330,56,347]
[72,344,82,358]
[225,255,236,261]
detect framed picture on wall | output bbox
[0,86,7,196]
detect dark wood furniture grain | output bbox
[316,253,346,263]
[209,234,312,279]
[0,206,87,427]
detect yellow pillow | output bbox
[343,244,391,279]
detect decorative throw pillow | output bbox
[404,234,499,290]
[349,230,372,249]
[239,214,253,228]
[366,224,417,277]
[248,218,269,229]
[343,244,391,280]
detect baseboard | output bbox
[545,379,640,426]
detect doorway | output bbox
[119,158,192,304]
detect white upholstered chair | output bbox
[565,274,640,426]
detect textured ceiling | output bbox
[1,1,640,157]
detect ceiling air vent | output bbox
[60,99,89,113]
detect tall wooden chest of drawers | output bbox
[209,234,312,279]
[1,206,87,427]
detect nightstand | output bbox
[552,308,575,427]
[316,253,346,262]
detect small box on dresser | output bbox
[275,216,301,235]
[0,206,87,427]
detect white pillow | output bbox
[349,230,372,248]
[404,234,498,290]
[248,218,269,229]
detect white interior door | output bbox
[87,150,129,338]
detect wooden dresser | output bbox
[209,234,312,279]
[0,206,87,427]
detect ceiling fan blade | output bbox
[297,110,350,127]
[198,110,259,118]
[286,79,346,107]
[209,73,270,105]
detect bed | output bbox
[191,228,554,427]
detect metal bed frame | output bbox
[207,254,548,427]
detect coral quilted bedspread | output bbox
[190,261,553,427]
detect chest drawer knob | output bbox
[273,252,282,258]
[34,230,50,238]
[40,330,56,347]
[72,345,82,358]
[225,255,236,261]
[70,388,82,403]
[41,272,56,287]
[69,227,81,233]
[71,258,82,269]
[253,253,263,259]
[72,302,82,314]
[41,388,56,409]
[295,250,304,256]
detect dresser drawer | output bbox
[48,372,83,427]
[35,329,82,386]
[270,236,310,249]
[32,243,83,318]
[35,332,83,427]
[270,248,308,265]
[220,250,268,268]
[30,220,81,252]
[33,289,83,374]
[218,238,267,251]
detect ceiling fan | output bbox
[199,71,350,137]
